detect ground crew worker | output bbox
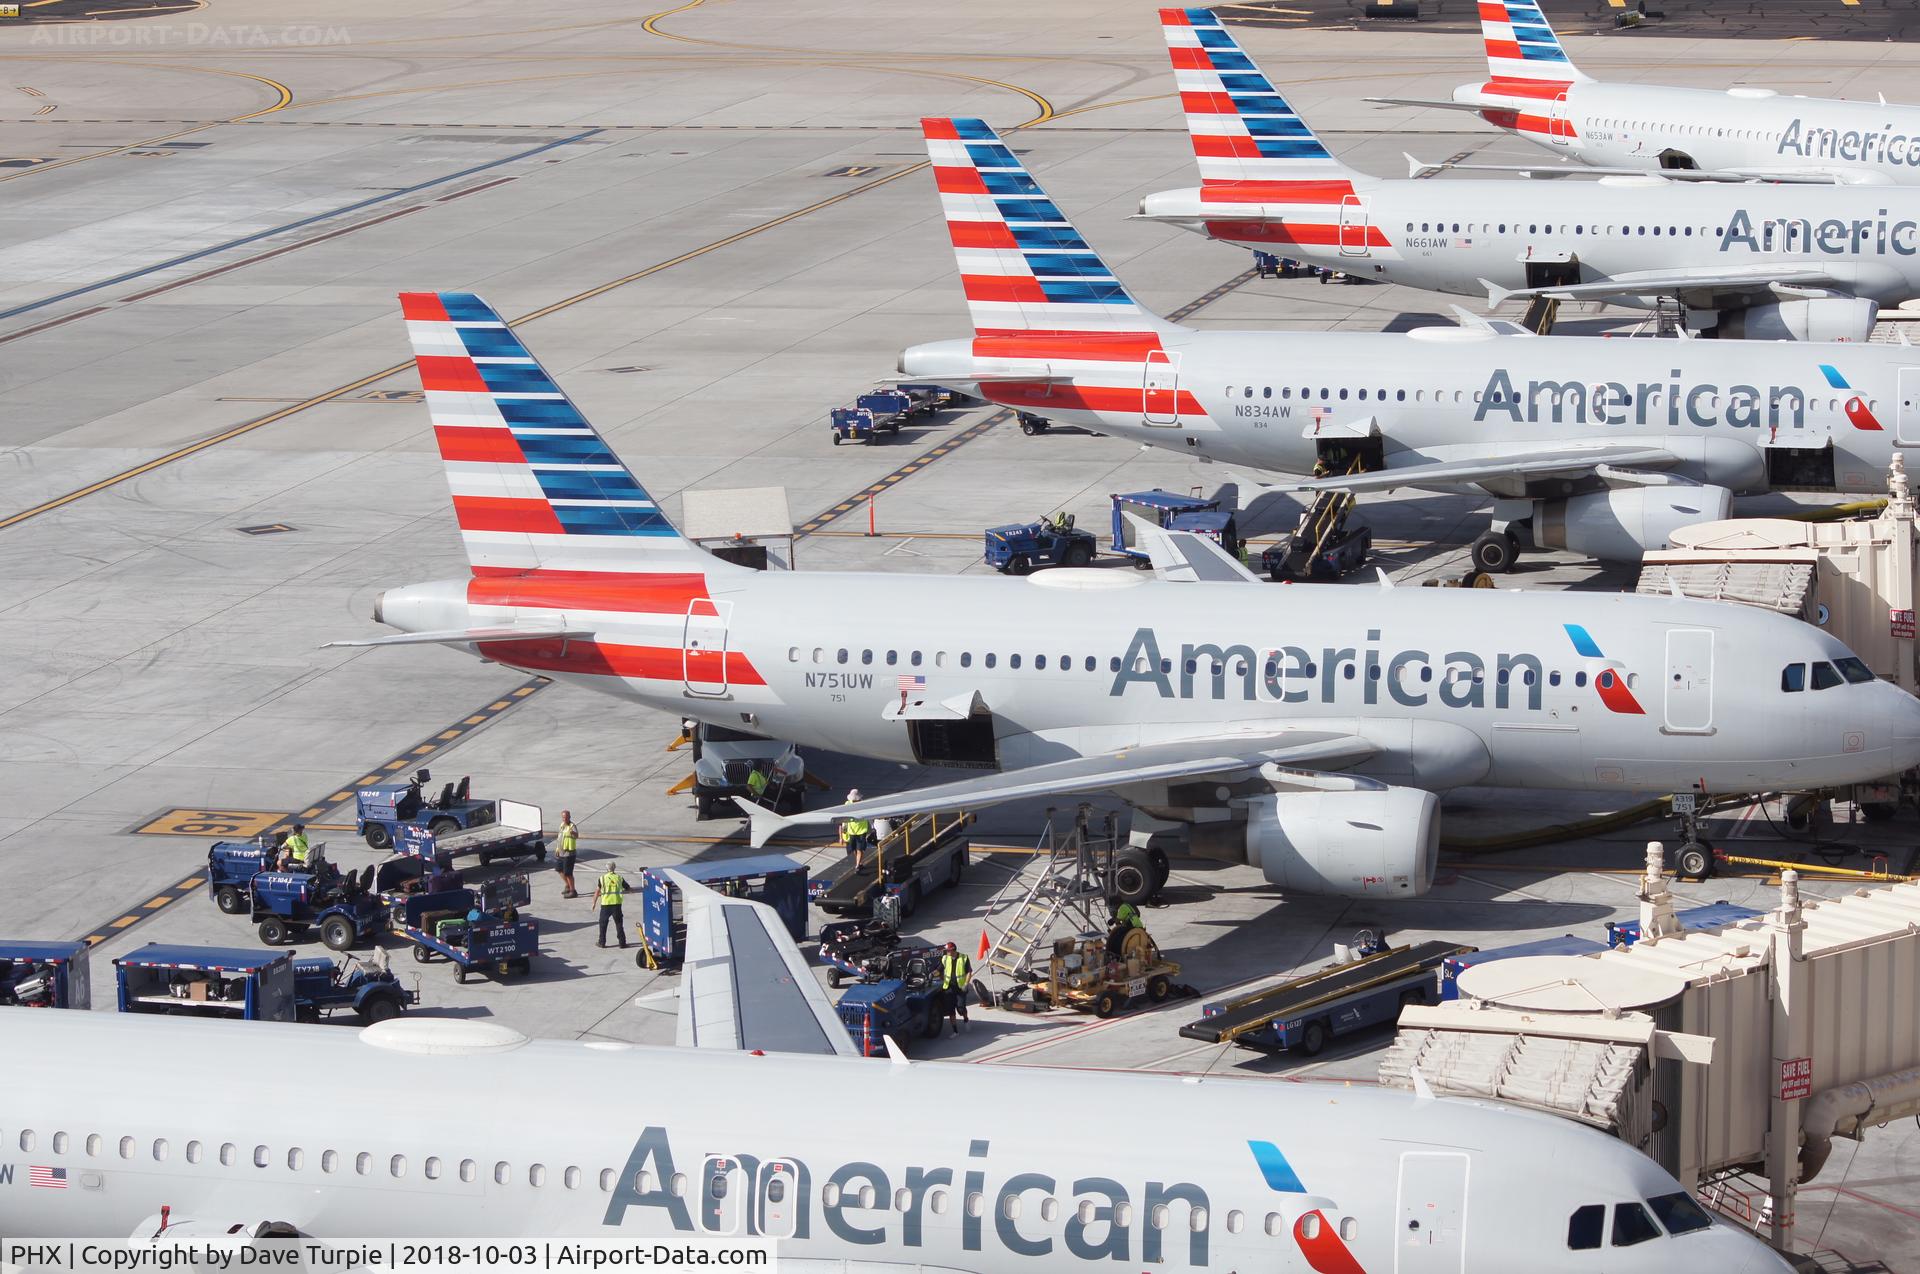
[555,810,579,898]
[746,766,770,805]
[840,789,873,868]
[939,941,973,1036]
[281,824,312,871]
[1106,900,1143,960]
[594,863,630,949]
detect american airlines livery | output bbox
[332,290,1920,897]
[1144,8,1920,342]
[2,882,1792,1272]
[897,115,1920,572]
[1394,0,1920,186]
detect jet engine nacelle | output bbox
[1533,484,1732,562]
[1243,787,1438,897]
[1715,297,1878,343]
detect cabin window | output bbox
[253,1146,270,1169]
[597,1167,613,1191]
[465,1161,480,1184]
[911,651,923,667]
[186,1141,202,1164]
[860,649,872,665]
[836,648,848,664]
[1036,655,1048,670]
[1226,1210,1245,1234]
[1339,1217,1357,1241]
[985,654,997,669]
[966,1192,985,1217]
[1084,656,1096,672]
[285,1149,302,1171]
[1190,1207,1209,1232]
[426,1157,442,1180]
[495,1162,511,1185]
[1150,1204,1168,1230]
[320,1150,337,1173]
[86,1135,102,1157]
[787,647,798,662]
[1010,654,1022,670]
[17,1132,32,1152]
[1299,1213,1320,1240]
[220,1144,237,1167]
[355,1152,371,1175]
[960,652,972,668]
[930,1190,950,1215]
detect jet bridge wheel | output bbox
[1470,531,1519,574]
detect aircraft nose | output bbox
[1888,684,1920,768]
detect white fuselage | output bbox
[902,326,1920,495]
[1467,81,1920,185]
[1143,174,1920,310]
[376,570,1920,800]
[0,1012,1791,1274]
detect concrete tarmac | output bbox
[1,0,1918,1267]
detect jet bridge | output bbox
[1380,843,1920,1256]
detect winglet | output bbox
[1376,568,1394,589]
[1480,277,1513,309]
[1403,152,1433,180]
[1410,1064,1436,1101]
[732,798,797,849]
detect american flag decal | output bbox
[897,674,927,692]
[30,1165,68,1189]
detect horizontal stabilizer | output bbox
[321,623,592,650]
[738,731,1376,848]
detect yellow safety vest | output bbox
[598,872,625,906]
[284,832,311,864]
[558,822,578,854]
[941,953,971,990]
[845,818,872,838]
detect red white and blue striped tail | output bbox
[1161,10,1352,187]
[400,291,709,578]
[1479,0,1586,84]
[922,118,1165,337]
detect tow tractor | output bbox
[1180,935,1470,1055]
[394,798,545,867]
[0,939,91,1009]
[248,853,415,950]
[835,945,945,1055]
[817,916,903,988]
[115,945,297,1022]
[637,855,808,968]
[983,513,1097,575]
[391,876,538,983]
[999,927,1182,1019]
[356,769,513,850]
[290,954,417,1024]
[1110,490,1242,566]
[811,811,972,918]
[206,838,279,914]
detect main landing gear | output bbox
[1470,529,1520,574]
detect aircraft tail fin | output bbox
[921,117,1170,337]
[1161,9,1361,190]
[399,292,728,579]
[1479,0,1589,85]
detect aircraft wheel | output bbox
[1093,989,1123,1019]
[1298,1019,1329,1057]
[364,825,392,850]
[1110,847,1155,905]
[215,887,245,915]
[1470,531,1519,574]
[1147,847,1171,894]
[1861,802,1900,823]
[1676,842,1713,882]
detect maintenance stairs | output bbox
[976,806,1118,994]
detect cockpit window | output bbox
[1836,656,1877,685]
[1781,664,1805,693]
[1567,1204,1605,1250]
[1811,662,1843,691]
[1612,1202,1662,1247]
[1646,1192,1713,1236]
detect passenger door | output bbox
[1396,1152,1469,1273]
[1143,350,1180,426]
[683,598,732,697]
[756,1160,799,1239]
[699,1155,750,1234]
[1338,195,1371,258]
[1897,367,1920,447]
[1664,629,1715,734]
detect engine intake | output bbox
[1533,484,1732,563]
[1244,787,1438,897]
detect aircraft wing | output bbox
[736,730,1376,847]
[320,623,593,649]
[1280,444,1680,496]
[1400,153,1844,184]
[668,872,859,1058]
[1125,513,1263,583]
[1486,266,1842,309]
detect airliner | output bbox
[325,290,1920,899]
[0,881,1791,1273]
[898,115,1920,573]
[1142,8,1920,341]
[1389,0,1920,186]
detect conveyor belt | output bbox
[1180,940,1471,1044]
